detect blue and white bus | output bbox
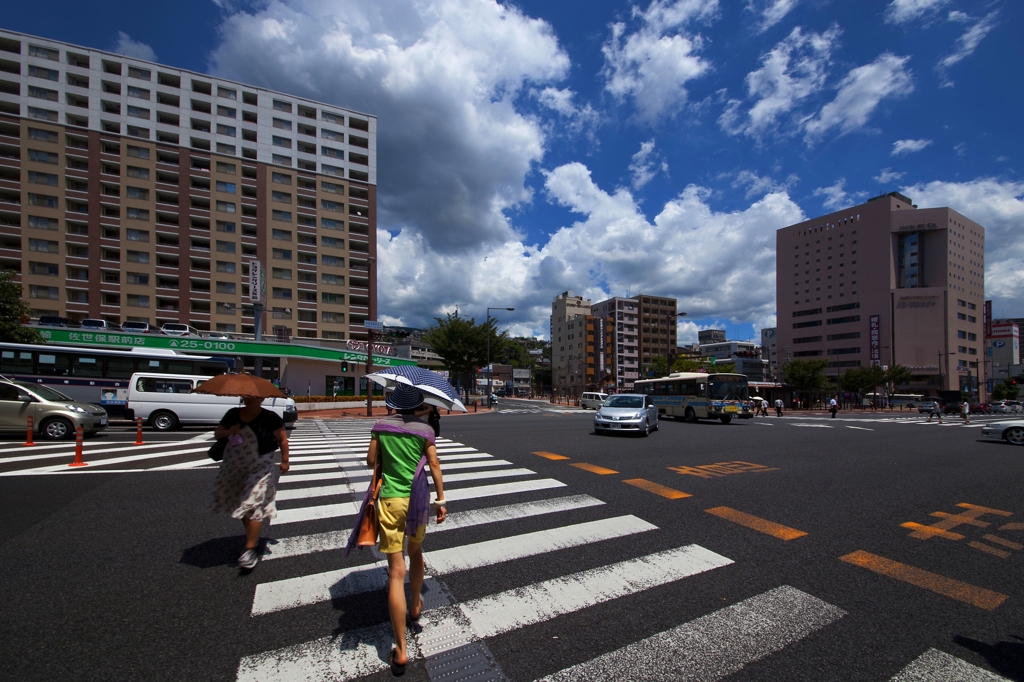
[633,372,753,424]
[0,342,230,407]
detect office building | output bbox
[698,329,726,344]
[0,29,376,341]
[636,294,678,368]
[776,192,986,397]
[993,318,1024,365]
[760,327,778,380]
[986,322,1019,381]
[550,291,592,395]
[591,296,640,389]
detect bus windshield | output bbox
[708,377,748,401]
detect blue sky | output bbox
[6,0,1023,342]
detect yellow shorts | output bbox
[377,497,427,554]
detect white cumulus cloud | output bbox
[629,139,669,189]
[884,0,949,24]
[813,178,866,211]
[601,0,719,122]
[534,86,601,138]
[874,168,905,184]
[719,25,838,139]
[748,0,801,33]
[112,32,157,62]
[900,178,1024,316]
[892,138,932,155]
[802,53,913,143]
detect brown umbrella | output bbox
[194,373,284,399]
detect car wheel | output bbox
[40,417,74,441]
[151,411,180,431]
[720,415,733,425]
[640,419,650,437]
[685,408,698,423]
[653,417,659,431]
[1006,428,1024,446]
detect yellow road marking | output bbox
[623,478,691,499]
[969,542,1011,559]
[569,462,619,475]
[899,522,965,541]
[982,534,1024,550]
[531,451,569,461]
[704,506,807,541]
[839,550,1008,610]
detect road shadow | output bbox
[179,535,244,569]
[954,635,1024,680]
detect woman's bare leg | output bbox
[407,540,424,619]
[387,551,409,664]
[242,518,261,550]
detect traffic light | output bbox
[341,362,349,373]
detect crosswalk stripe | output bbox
[536,585,845,681]
[282,458,519,481]
[426,515,657,574]
[4,445,212,475]
[283,467,534,486]
[263,495,606,561]
[461,544,732,639]
[273,501,360,525]
[888,648,1009,681]
[252,515,655,615]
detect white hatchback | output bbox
[581,392,609,410]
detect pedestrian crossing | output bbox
[231,419,1008,682]
[495,407,587,415]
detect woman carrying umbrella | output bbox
[203,374,291,570]
[364,383,446,676]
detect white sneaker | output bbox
[238,548,259,569]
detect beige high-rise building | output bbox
[591,296,640,390]
[776,192,986,398]
[0,29,377,341]
[550,291,591,395]
[636,294,677,368]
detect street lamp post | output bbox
[486,306,514,406]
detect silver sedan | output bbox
[980,420,1024,446]
[594,394,659,437]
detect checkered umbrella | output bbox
[366,366,466,412]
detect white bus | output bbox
[864,392,923,408]
[633,372,753,424]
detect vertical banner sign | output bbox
[984,299,992,338]
[597,317,606,374]
[249,261,267,305]
[869,314,880,366]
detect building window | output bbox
[216,181,236,194]
[273,100,292,113]
[217,86,237,100]
[28,262,59,276]
[272,268,292,280]
[272,210,292,223]
[321,292,344,304]
[28,193,58,208]
[321,255,339,267]
[272,154,292,167]
[272,287,292,300]
[126,208,150,221]
[126,272,149,285]
[29,285,60,300]
[321,199,342,212]
[127,66,152,80]
[216,241,236,253]
[28,150,58,164]
[272,249,292,261]
[125,229,150,241]
[29,65,59,80]
[126,166,150,179]
[216,161,236,175]
[272,191,292,203]
[215,201,236,214]
[127,294,150,308]
[322,218,342,230]
[29,216,58,230]
[216,261,236,273]
[216,282,236,294]
[272,229,292,241]
[216,221,236,233]
[126,186,150,200]
[321,236,341,248]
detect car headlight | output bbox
[634,412,646,420]
[65,405,88,413]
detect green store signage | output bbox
[37,329,417,367]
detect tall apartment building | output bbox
[591,296,640,389]
[760,327,778,380]
[698,329,726,344]
[550,291,592,394]
[776,192,986,397]
[0,30,377,341]
[636,294,677,368]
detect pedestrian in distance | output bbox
[428,404,441,438]
[775,398,784,417]
[829,395,838,418]
[961,400,970,425]
[365,384,446,677]
[210,395,290,571]
[927,399,943,423]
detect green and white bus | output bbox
[633,372,753,424]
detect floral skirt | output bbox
[209,425,278,523]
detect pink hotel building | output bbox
[776,192,986,399]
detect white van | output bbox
[581,392,609,410]
[123,373,298,431]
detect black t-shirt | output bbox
[219,408,285,456]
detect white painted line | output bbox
[537,585,845,681]
[235,622,414,682]
[276,484,351,502]
[282,471,351,484]
[790,424,834,428]
[149,458,217,470]
[263,495,606,561]
[2,445,214,475]
[287,455,340,463]
[750,422,774,426]
[427,515,657,574]
[464,544,732,638]
[846,426,874,431]
[286,467,534,486]
[445,478,567,501]
[889,648,1009,681]
[273,500,360,525]
[254,514,654,615]
[438,453,495,462]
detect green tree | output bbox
[0,271,43,344]
[883,364,914,397]
[649,355,671,378]
[782,359,829,398]
[422,313,506,402]
[839,367,873,401]
[1001,377,1020,400]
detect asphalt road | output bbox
[0,401,1022,681]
